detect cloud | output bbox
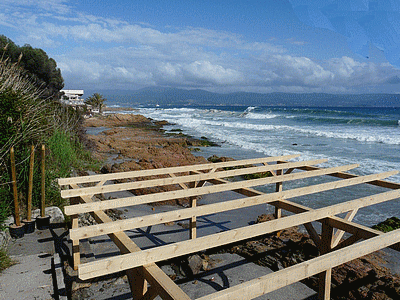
[3,0,400,93]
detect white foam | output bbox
[245,112,278,119]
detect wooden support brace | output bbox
[331,209,358,248]
[141,285,159,300]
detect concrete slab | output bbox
[0,253,54,300]
[1,226,70,300]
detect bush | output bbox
[372,217,400,232]
[0,50,97,225]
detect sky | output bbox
[1,0,400,94]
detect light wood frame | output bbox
[58,155,400,300]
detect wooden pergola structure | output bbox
[58,155,400,300]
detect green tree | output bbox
[85,93,106,113]
[0,35,64,100]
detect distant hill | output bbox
[85,87,400,107]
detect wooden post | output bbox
[41,144,46,218]
[318,219,334,300]
[127,267,148,300]
[274,169,283,219]
[10,147,21,226]
[190,197,197,239]
[27,145,35,222]
[71,196,80,270]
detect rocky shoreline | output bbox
[75,112,400,300]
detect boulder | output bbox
[32,206,65,224]
[187,254,203,275]
[0,230,10,249]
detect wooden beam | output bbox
[195,228,400,300]
[295,165,400,190]
[59,154,300,186]
[68,169,391,241]
[77,188,400,280]
[69,184,191,300]
[61,158,326,199]
[65,164,361,216]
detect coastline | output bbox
[79,112,400,300]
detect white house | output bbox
[60,90,84,106]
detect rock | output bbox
[3,215,15,227]
[113,277,126,285]
[32,206,65,224]
[187,254,203,275]
[207,155,234,163]
[101,164,113,174]
[71,281,92,293]
[0,230,10,249]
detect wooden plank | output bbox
[65,164,361,216]
[195,228,400,300]
[77,188,400,280]
[61,158,326,199]
[59,154,300,186]
[69,166,381,240]
[69,184,191,300]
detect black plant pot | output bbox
[22,219,36,234]
[9,224,25,239]
[36,215,51,230]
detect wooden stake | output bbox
[10,147,21,226]
[41,144,46,218]
[27,145,35,222]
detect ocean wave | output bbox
[245,112,278,119]
[283,115,399,127]
[143,109,400,145]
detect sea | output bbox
[107,105,400,227]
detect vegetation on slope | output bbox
[0,37,98,229]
